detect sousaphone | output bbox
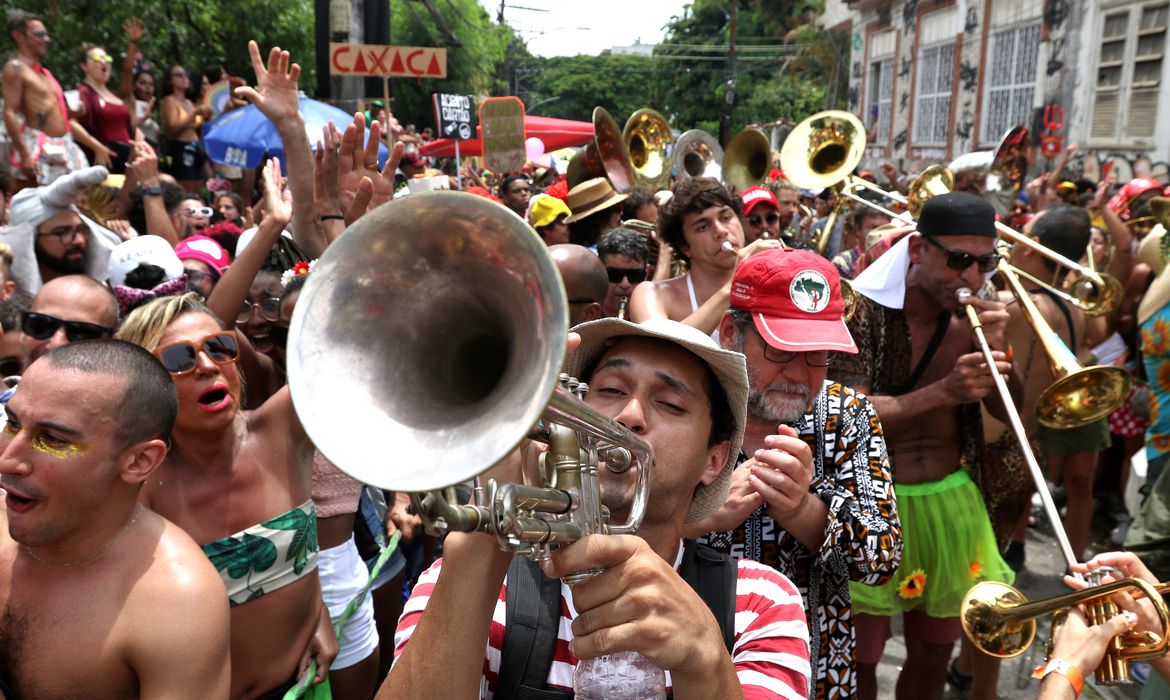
[566,107,636,193]
[948,126,1030,216]
[623,108,674,190]
[723,127,772,193]
[674,129,723,181]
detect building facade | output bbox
[829,0,1170,183]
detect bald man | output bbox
[21,274,118,365]
[549,244,607,326]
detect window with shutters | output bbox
[868,58,894,143]
[1090,2,1167,144]
[914,42,955,145]
[982,23,1041,143]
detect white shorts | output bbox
[319,536,379,669]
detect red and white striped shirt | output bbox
[394,547,811,699]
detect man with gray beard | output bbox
[688,248,902,700]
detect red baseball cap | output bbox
[740,186,778,216]
[729,249,857,354]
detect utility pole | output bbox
[719,1,737,147]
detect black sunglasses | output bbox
[606,267,647,284]
[21,311,114,342]
[746,212,781,228]
[924,237,1001,273]
[155,332,239,375]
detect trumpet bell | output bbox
[287,191,569,492]
[674,129,723,180]
[780,110,866,191]
[1037,365,1132,429]
[723,127,773,193]
[623,108,674,190]
[962,581,1036,658]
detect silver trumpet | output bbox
[286,191,654,567]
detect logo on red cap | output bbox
[789,270,830,313]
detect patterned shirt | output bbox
[700,380,901,700]
[1141,305,1170,460]
[394,546,812,699]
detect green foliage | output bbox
[521,54,662,122]
[0,0,315,88]
[385,0,513,125]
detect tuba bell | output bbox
[567,106,636,193]
[287,191,653,560]
[674,129,723,181]
[948,125,1030,216]
[723,127,773,193]
[623,108,675,190]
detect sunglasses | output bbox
[171,70,188,78]
[746,212,782,228]
[156,332,239,375]
[606,267,647,284]
[21,311,113,342]
[923,237,1001,273]
[28,30,47,38]
[186,206,214,218]
[88,53,113,64]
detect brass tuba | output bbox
[567,107,637,193]
[623,108,675,190]
[948,125,1030,216]
[723,127,773,193]
[674,129,723,181]
[287,191,653,561]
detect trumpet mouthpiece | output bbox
[721,241,735,254]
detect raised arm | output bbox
[127,136,178,245]
[117,19,144,106]
[235,40,324,258]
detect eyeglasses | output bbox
[156,332,239,375]
[749,325,831,367]
[35,222,89,245]
[237,297,281,323]
[28,30,48,39]
[606,267,647,284]
[746,212,781,228]
[185,270,216,286]
[186,206,214,218]
[88,53,112,64]
[21,311,114,342]
[923,237,1001,273]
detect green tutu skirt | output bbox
[850,470,1014,618]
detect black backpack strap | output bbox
[496,557,567,699]
[678,539,737,653]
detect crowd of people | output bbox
[0,7,1167,700]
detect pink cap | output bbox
[174,235,230,277]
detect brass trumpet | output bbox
[287,191,654,564]
[962,576,1169,685]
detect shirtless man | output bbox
[0,340,230,698]
[830,191,1018,700]
[2,10,87,188]
[629,177,780,339]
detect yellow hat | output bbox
[529,194,571,228]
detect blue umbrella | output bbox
[202,95,388,171]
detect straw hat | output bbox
[563,177,627,224]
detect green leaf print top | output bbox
[201,499,320,607]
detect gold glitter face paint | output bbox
[2,422,87,458]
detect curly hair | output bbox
[657,177,741,260]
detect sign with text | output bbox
[329,43,447,78]
[479,97,526,175]
[433,93,475,141]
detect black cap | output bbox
[917,191,996,238]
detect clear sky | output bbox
[479,0,692,57]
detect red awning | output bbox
[419,114,594,157]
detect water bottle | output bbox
[573,650,666,700]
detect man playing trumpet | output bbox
[831,191,1018,700]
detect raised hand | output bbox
[336,111,404,222]
[123,18,145,42]
[235,40,301,123]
